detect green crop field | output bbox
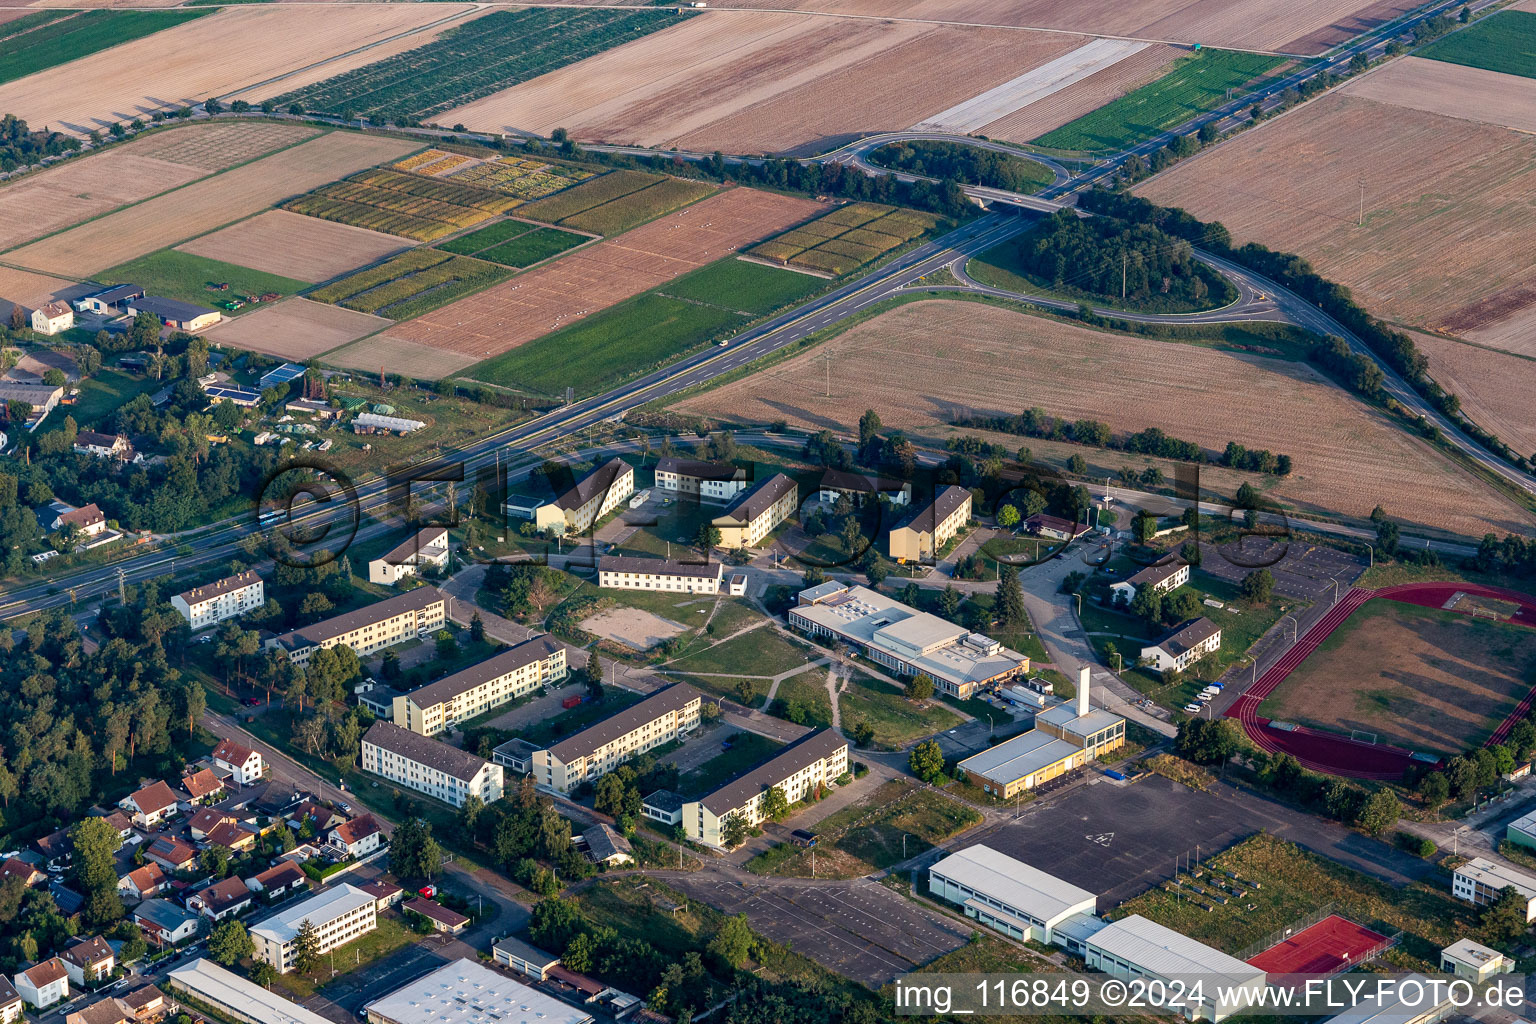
[518,169,665,223]
[99,250,306,313]
[308,249,509,319]
[748,202,938,276]
[283,169,518,241]
[476,227,587,267]
[466,257,818,396]
[557,178,717,235]
[0,9,211,86]
[1418,11,1536,79]
[435,219,535,256]
[274,7,685,123]
[1034,49,1288,151]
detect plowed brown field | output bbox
[977,43,1181,142]
[6,132,415,276]
[1137,92,1536,355]
[1342,57,1536,133]
[204,297,390,361]
[322,334,482,381]
[177,210,408,283]
[674,300,1533,538]
[0,4,477,134]
[381,186,822,358]
[1412,331,1536,460]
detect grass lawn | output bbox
[745,780,980,879]
[838,672,962,749]
[1034,49,1288,151]
[1417,10,1536,79]
[768,670,834,729]
[1116,833,1477,968]
[669,671,771,707]
[680,731,783,795]
[274,916,416,999]
[668,626,816,676]
[707,598,767,636]
[100,249,308,313]
[0,9,211,86]
[660,258,825,317]
[516,688,643,747]
[58,369,164,429]
[608,497,717,559]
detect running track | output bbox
[1225,582,1536,779]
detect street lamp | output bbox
[1281,614,1297,642]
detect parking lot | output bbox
[1200,539,1366,602]
[954,774,1430,910]
[668,875,970,988]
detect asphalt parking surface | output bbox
[1200,539,1365,602]
[668,876,970,988]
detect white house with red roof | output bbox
[211,739,264,786]
[327,815,384,859]
[118,780,178,829]
[14,957,69,1008]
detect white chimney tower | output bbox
[1077,665,1090,718]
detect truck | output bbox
[1003,685,1045,709]
[562,695,584,709]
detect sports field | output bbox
[0,9,209,86]
[1417,10,1536,80]
[1246,915,1389,974]
[1258,599,1536,755]
[98,250,306,313]
[1034,48,1287,151]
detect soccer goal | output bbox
[1350,730,1378,745]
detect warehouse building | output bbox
[166,959,335,1024]
[367,527,449,586]
[597,555,731,595]
[533,683,701,794]
[250,885,377,973]
[171,571,264,631]
[361,721,504,808]
[888,485,971,562]
[1452,858,1536,920]
[364,958,591,1024]
[683,729,848,848]
[1084,915,1266,1021]
[958,669,1124,798]
[711,473,797,548]
[654,456,747,500]
[1505,807,1536,851]
[388,637,567,736]
[267,588,446,668]
[0,381,62,429]
[128,295,221,332]
[789,582,1028,699]
[928,845,1097,945]
[1316,974,1453,1024]
[530,458,634,535]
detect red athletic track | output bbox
[1246,915,1388,975]
[1225,582,1536,780]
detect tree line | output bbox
[868,140,1050,193]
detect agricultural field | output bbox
[1033,48,1287,151]
[748,203,938,276]
[392,149,474,177]
[323,333,482,381]
[673,299,1535,539]
[438,224,589,268]
[272,7,684,124]
[447,155,594,199]
[465,256,823,396]
[97,250,306,313]
[282,168,520,242]
[308,249,510,320]
[0,123,317,252]
[380,187,820,360]
[176,211,408,284]
[1343,56,1536,133]
[5,133,416,276]
[516,169,665,221]
[1412,331,1536,458]
[0,5,478,134]
[1137,91,1536,355]
[1258,599,1536,754]
[0,267,80,317]
[0,9,210,87]
[205,298,389,362]
[517,170,718,234]
[977,43,1182,143]
[1417,10,1536,79]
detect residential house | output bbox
[49,882,84,918]
[1140,618,1223,675]
[387,636,567,736]
[53,503,108,538]
[653,457,747,500]
[73,431,132,461]
[172,573,264,631]
[888,486,972,562]
[99,811,134,840]
[403,899,468,935]
[14,958,69,1008]
[533,683,701,794]
[1024,513,1093,542]
[133,900,201,947]
[186,808,234,843]
[711,473,796,548]
[246,861,306,900]
[68,998,130,1024]
[0,382,62,430]
[581,824,632,866]
[204,822,254,855]
[181,768,226,805]
[356,880,402,912]
[328,816,384,860]
[0,978,20,1024]
[530,458,634,536]
[360,722,503,808]
[1109,559,1190,606]
[367,527,450,586]
[186,877,253,921]
[59,936,115,988]
[211,738,265,786]
[286,800,345,834]
[119,986,168,1023]
[31,300,74,335]
[118,863,169,901]
[120,780,179,828]
[34,828,73,869]
[266,588,447,669]
[144,837,196,874]
[0,858,44,887]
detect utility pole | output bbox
[1358,176,1365,226]
[1122,251,1127,300]
[824,348,830,398]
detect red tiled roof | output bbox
[127,780,177,814]
[205,822,250,849]
[331,814,382,847]
[212,738,257,766]
[182,769,224,800]
[252,861,304,890]
[0,857,40,883]
[194,876,250,913]
[23,957,68,986]
[124,863,166,893]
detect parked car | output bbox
[1183,704,1202,714]
[243,697,262,707]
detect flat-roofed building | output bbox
[129,296,221,332]
[818,468,910,507]
[654,457,747,500]
[267,588,446,668]
[1441,938,1512,981]
[1506,807,1536,850]
[683,729,848,848]
[368,528,449,586]
[959,669,1123,798]
[492,738,538,774]
[789,582,1027,699]
[928,845,1097,944]
[534,683,701,794]
[1085,915,1266,1021]
[250,884,377,973]
[363,958,592,1024]
[361,722,503,808]
[1140,618,1222,675]
[888,485,971,562]
[711,474,796,548]
[597,555,724,594]
[172,571,264,631]
[390,637,567,736]
[1452,857,1536,920]
[1316,975,1453,1024]
[167,959,335,1024]
[532,458,634,535]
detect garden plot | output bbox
[176,210,409,283]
